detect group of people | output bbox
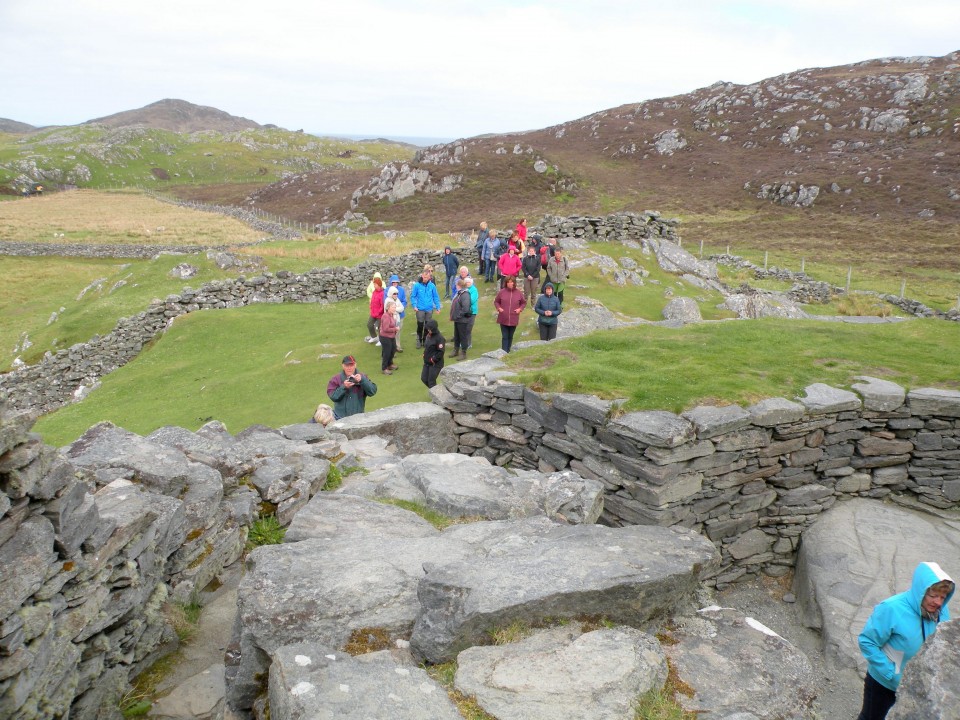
[326,220,571,420]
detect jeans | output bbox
[857,672,897,720]
[445,274,455,298]
[484,260,497,282]
[500,324,517,352]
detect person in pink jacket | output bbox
[497,246,522,288]
[494,276,526,352]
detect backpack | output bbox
[540,244,549,268]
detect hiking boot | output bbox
[396,347,404,353]
[387,364,399,371]
[457,351,467,361]
[416,340,423,349]
[382,369,393,375]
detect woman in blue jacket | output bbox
[857,561,955,719]
[534,282,562,341]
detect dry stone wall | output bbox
[0,250,458,415]
[0,400,344,720]
[432,364,960,588]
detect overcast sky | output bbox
[2,0,958,141]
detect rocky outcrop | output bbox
[888,618,960,720]
[350,162,462,209]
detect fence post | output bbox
[764,251,768,271]
[801,257,805,273]
[726,244,730,255]
[900,279,906,299]
[846,266,852,293]
[699,239,703,258]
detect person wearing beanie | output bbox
[420,319,446,388]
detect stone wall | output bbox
[432,363,960,587]
[0,400,342,720]
[712,252,960,320]
[0,249,467,415]
[534,211,681,243]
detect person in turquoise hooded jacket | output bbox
[856,561,955,720]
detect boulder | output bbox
[410,523,718,663]
[888,618,960,720]
[662,296,702,324]
[284,493,437,544]
[665,606,817,719]
[330,402,458,456]
[455,623,666,720]
[793,499,960,674]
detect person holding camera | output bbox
[326,355,378,420]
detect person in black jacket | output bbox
[421,319,446,388]
[448,278,472,361]
[521,245,542,305]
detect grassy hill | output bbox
[0,124,413,196]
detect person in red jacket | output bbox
[515,218,527,244]
[497,246,522,288]
[378,299,400,374]
[494,276,526,353]
[367,276,384,345]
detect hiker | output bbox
[515,218,528,245]
[521,244,542,305]
[534,282,562,341]
[482,230,500,283]
[366,271,383,299]
[387,275,407,352]
[475,222,490,276]
[366,276,384,345]
[497,245,522,289]
[410,264,441,348]
[441,246,459,299]
[326,355,377,419]
[449,278,472,360]
[544,245,570,303]
[379,299,400,374]
[420,319,446,389]
[857,561,955,720]
[464,276,479,350]
[494,276,526,353]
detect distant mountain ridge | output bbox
[0,118,38,134]
[84,98,263,133]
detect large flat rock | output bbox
[794,498,960,674]
[410,523,718,663]
[455,623,666,720]
[665,606,817,719]
[269,644,461,720]
[330,402,458,456]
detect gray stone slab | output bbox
[330,402,458,456]
[908,388,960,417]
[269,645,461,720]
[284,493,438,544]
[410,523,718,663]
[889,618,960,720]
[455,624,666,720]
[665,606,816,720]
[682,404,752,439]
[798,383,861,414]
[608,411,695,449]
[747,398,806,427]
[851,376,906,412]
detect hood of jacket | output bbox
[909,561,955,614]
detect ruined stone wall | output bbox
[433,370,960,588]
[0,401,340,719]
[0,250,461,415]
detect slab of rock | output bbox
[682,404,752,439]
[798,383,861,414]
[284,493,438,544]
[397,453,603,524]
[269,644,461,720]
[665,606,817,720]
[607,411,695,449]
[747,398,805,427]
[889,617,960,720]
[65,422,194,495]
[437,355,507,385]
[455,623,666,720]
[330,402,458,456]
[410,523,718,663]
[794,498,960,674]
[907,387,960,417]
[851,376,906,412]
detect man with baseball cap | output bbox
[326,355,377,420]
